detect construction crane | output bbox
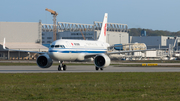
[45,8,58,41]
[80,29,86,40]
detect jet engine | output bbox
[94,54,111,68]
[36,54,53,68]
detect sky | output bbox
[0,0,180,32]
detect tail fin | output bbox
[97,13,108,42]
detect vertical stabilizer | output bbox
[97,13,108,42]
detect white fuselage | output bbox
[48,39,110,61]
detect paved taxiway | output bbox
[0,65,180,73]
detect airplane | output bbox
[39,13,109,71]
[3,13,158,71]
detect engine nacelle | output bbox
[94,54,111,68]
[36,54,53,68]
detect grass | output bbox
[0,73,180,100]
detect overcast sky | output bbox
[0,0,180,32]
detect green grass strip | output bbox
[0,73,180,100]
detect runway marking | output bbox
[142,63,158,66]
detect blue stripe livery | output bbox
[49,50,106,53]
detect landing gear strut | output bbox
[95,67,103,71]
[58,61,66,71]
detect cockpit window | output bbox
[59,45,65,48]
[55,45,60,48]
[51,45,65,48]
[51,45,54,48]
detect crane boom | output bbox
[45,8,58,15]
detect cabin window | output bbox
[74,43,80,46]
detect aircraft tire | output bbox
[100,68,103,70]
[58,65,61,71]
[95,67,99,70]
[63,65,66,71]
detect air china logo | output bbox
[104,23,107,36]
[71,43,73,46]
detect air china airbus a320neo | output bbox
[3,13,148,71]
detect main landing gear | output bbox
[95,67,103,71]
[58,61,66,71]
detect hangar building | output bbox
[42,21,129,47]
[130,36,179,49]
[0,22,48,59]
[0,21,129,59]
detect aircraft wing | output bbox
[83,48,167,58]
[107,48,166,55]
[3,48,46,54]
[108,43,136,49]
[83,48,167,59]
[84,53,99,59]
[2,38,46,54]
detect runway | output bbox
[1,65,180,73]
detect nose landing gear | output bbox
[58,61,67,71]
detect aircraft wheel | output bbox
[95,67,99,70]
[100,68,103,70]
[63,65,66,71]
[58,65,61,71]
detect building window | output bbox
[47,41,52,43]
[47,37,52,39]
[0,53,3,57]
